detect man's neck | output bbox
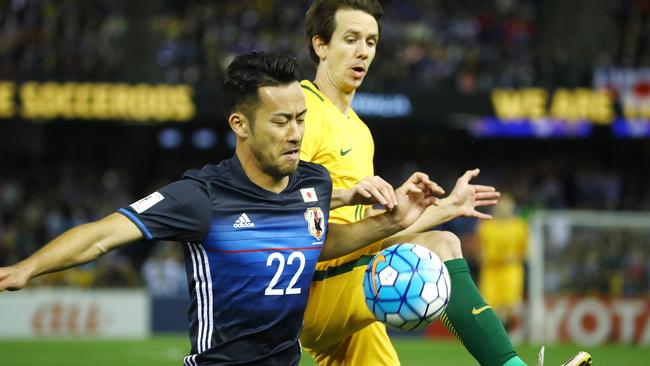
[236,148,288,193]
[313,69,355,115]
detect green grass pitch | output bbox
[0,335,646,365]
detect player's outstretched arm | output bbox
[0,213,143,292]
[330,175,398,210]
[398,168,500,235]
[320,172,439,260]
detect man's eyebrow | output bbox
[344,29,379,38]
[273,109,307,118]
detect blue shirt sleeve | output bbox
[117,179,211,242]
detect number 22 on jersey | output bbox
[264,252,306,296]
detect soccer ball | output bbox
[363,243,451,331]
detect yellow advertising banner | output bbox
[0,82,195,122]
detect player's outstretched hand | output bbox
[0,265,30,292]
[348,175,398,209]
[447,168,500,219]
[389,172,443,228]
[398,172,445,199]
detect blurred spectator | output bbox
[142,242,187,297]
[477,193,528,330]
[92,253,141,287]
[612,0,650,68]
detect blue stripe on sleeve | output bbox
[118,208,154,240]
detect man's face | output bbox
[247,82,306,179]
[321,9,379,93]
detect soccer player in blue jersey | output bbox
[0,51,440,366]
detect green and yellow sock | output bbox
[440,259,525,366]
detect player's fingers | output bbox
[374,179,395,209]
[476,191,500,200]
[373,176,397,206]
[380,189,396,209]
[401,172,432,195]
[423,196,439,207]
[0,277,15,292]
[474,185,496,192]
[358,177,377,191]
[428,181,445,196]
[410,171,438,189]
[404,183,423,194]
[408,172,431,186]
[475,200,499,207]
[419,181,444,196]
[356,187,373,198]
[473,210,493,220]
[459,168,480,183]
[363,177,393,203]
[368,186,390,207]
[0,267,14,284]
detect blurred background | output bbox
[0,0,649,364]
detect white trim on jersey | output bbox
[183,354,197,366]
[188,243,206,353]
[187,243,214,355]
[197,244,214,350]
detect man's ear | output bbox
[312,36,328,62]
[228,112,252,138]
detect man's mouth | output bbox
[282,149,300,159]
[351,66,366,77]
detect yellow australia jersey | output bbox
[300,80,374,226]
[299,81,396,360]
[478,217,528,266]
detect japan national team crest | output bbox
[304,207,325,241]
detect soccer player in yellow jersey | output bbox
[478,194,528,329]
[299,1,592,366]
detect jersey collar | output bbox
[300,80,326,102]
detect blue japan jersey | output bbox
[118,156,332,366]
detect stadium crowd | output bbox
[0,0,127,81]
[2,0,646,90]
[152,0,536,93]
[0,0,650,93]
[544,228,650,297]
[1,0,538,92]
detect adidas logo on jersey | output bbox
[233,213,255,228]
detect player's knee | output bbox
[414,231,463,261]
[435,231,463,260]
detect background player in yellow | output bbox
[478,193,528,330]
[299,1,591,366]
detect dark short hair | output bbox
[305,0,383,64]
[223,51,300,121]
